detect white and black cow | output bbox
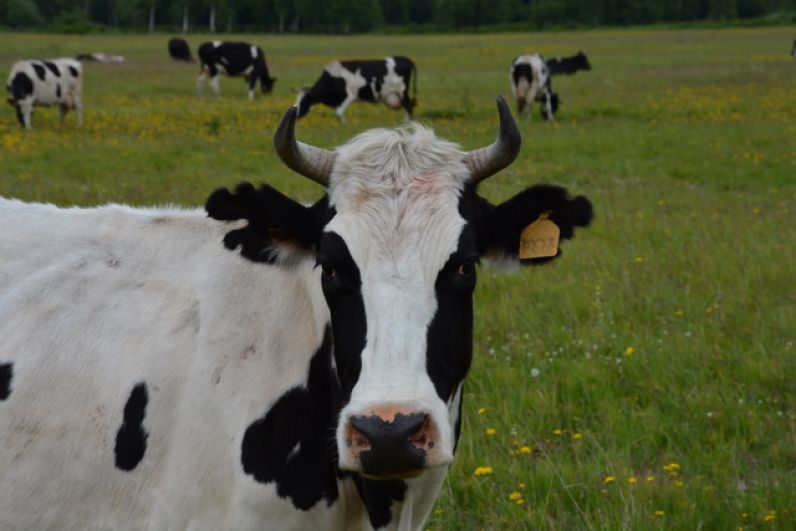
[6,58,83,129]
[510,52,591,121]
[197,41,276,100]
[169,37,193,62]
[296,56,416,122]
[0,96,592,530]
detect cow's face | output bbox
[206,98,593,480]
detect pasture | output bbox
[1,27,794,529]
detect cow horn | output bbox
[464,95,522,185]
[273,106,336,186]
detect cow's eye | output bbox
[321,263,336,280]
[457,262,475,277]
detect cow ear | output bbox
[481,184,592,268]
[205,182,332,265]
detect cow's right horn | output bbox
[464,95,522,185]
[273,106,336,186]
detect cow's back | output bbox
[0,199,341,529]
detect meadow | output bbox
[1,27,794,529]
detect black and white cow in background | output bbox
[510,51,591,121]
[6,58,83,129]
[197,41,276,100]
[296,56,416,122]
[169,37,193,62]
[0,96,592,529]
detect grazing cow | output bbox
[510,51,591,121]
[168,37,193,62]
[0,96,592,530]
[296,56,416,122]
[197,41,276,100]
[6,58,83,129]
[546,51,591,75]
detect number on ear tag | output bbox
[519,210,560,259]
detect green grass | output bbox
[2,27,795,529]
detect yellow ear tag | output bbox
[519,210,560,259]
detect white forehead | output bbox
[325,124,471,279]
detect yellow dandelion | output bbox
[627,476,637,484]
[603,475,616,484]
[625,346,635,356]
[674,309,684,317]
[646,475,656,482]
[741,513,747,518]
[553,429,562,436]
[509,491,523,501]
[519,446,531,454]
[518,482,526,490]
[654,510,665,517]
[477,407,487,415]
[474,466,493,476]
[752,208,761,215]
[662,463,680,472]
[572,432,583,440]
[633,256,645,263]
[515,498,525,506]
[764,514,775,522]
[485,428,496,436]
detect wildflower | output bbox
[764,514,775,522]
[646,475,656,482]
[625,346,634,356]
[674,309,684,317]
[752,208,761,215]
[674,480,684,487]
[518,482,526,490]
[741,513,747,518]
[654,510,664,517]
[627,476,637,484]
[603,475,616,484]
[572,432,583,440]
[518,446,531,454]
[474,466,493,476]
[509,491,522,501]
[477,407,487,415]
[530,368,540,378]
[485,428,496,436]
[515,498,525,505]
[662,463,680,472]
[633,256,645,263]
[553,429,562,436]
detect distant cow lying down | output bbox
[6,58,83,129]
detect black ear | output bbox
[205,182,333,264]
[483,184,592,266]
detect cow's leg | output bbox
[73,93,84,127]
[247,75,256,101]
[17,99,33,130]
[196,71,207,96]
[517,98,526,115]
[401,92,414,121]
[335,93,357,123]
[541,90,555,121]
[209,75,221,96]
[59,103,69,125]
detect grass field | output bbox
[1,27,795,529]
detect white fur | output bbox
[6,58,83,129]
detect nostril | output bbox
[348,422,372,452]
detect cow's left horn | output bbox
[274,106,336,186]
[464,95,522,185]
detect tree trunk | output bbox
[148,5,155,33]
[182,6,189,33]
[209,4,216,32]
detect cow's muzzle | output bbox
[346,411,436,479]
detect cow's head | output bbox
[261,75,277,93]
[206,96,592,480]
[575,51,592,71]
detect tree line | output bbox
[1,0,794,33]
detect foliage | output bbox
[0,27,794,528]
[0,0,794,32]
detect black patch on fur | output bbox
[0,363,13,400]
[205,182,333,263]
[353,477,407,529]
[317,232,366,401]
[9,72,33,101]
[68,66,79,77]
[32,63,46,81]
[241,327,342,510]
[426,230,478,402]
[56,84,61,98]
[114,383,149,471]
[43,61,60,77]
[197,41,275,94]
[546,52,591,75]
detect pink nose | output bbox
[346,408,436,476]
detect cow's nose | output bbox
[348,412,432,476]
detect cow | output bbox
[0,96,592,530]
[510,51,591,121]
[168,37,193,62]
[6,58,83,130]
[75,52,126,63]
[295,56,416,122]
[197,41,276,100]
